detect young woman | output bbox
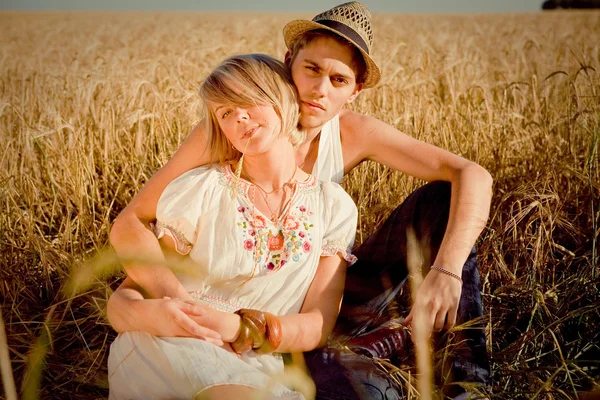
[107,54,358,399]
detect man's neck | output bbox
[304,126,322,143]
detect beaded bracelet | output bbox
[430,265,463,284]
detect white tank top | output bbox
[312,114,344,184]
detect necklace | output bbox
[241,185,288,287]
[255,185,289,224]
[245,167,298,223]
[250,167,298,195]
[238,166,303,287]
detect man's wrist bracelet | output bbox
[430,265,463,284]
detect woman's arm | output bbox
[107,254,347,353]
[278,255,347,351]
[109,123,212,299]
[202,255,347,352]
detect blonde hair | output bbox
[199,54,305,164]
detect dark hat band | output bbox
[315,19,369,55]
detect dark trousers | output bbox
[304,181,490,399]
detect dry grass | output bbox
[1,10,599,399]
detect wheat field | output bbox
[0,10,599,399]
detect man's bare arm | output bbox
[340,110,493,331]
[110,123,212,300]
[106,277,223,343]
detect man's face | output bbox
[289,36,363,131]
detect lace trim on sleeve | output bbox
[150,221,193,255]
[321,243,357,266]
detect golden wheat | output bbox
[1,10,599,399]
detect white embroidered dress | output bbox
[108,162,357,399]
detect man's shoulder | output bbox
[338,109,388,140]
[338,108,370,128]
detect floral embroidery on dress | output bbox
[237,205,314,272]
[219,164,320,196]
[219,164,321,275]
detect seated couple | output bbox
[106,2,493,399]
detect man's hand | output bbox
[134,297,223,345]
[163,297,241,343]
[404,269,462,333]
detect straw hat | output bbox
[283,2,381,88]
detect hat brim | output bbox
[283,19,381,88]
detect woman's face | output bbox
[208,102,284,155]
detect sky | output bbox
[1,0,544,13]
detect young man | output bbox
[107,2,492,398]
